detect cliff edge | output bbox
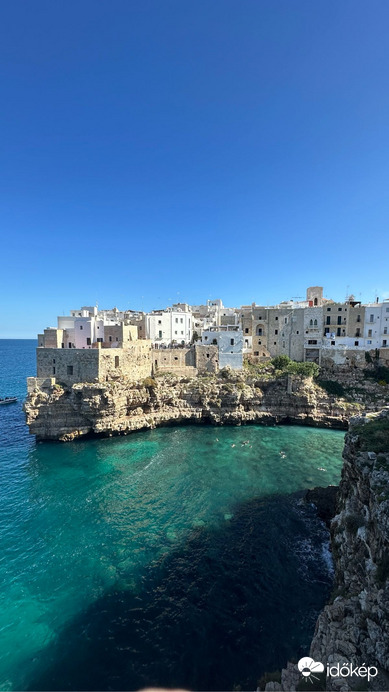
[24,369,358,441]
[265,409,389,692]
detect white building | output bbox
[201,326,243,370]
[146,309,192,346]
[363,301,389,349]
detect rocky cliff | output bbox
[24,370,360,441]
[265,409,389,692]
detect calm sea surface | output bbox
[0,340,345,691]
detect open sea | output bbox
[0,340,345,691]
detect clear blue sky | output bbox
[1,0,389,337]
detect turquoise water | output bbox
[0,340,345,691]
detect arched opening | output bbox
[314,298,318,306]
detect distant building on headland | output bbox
[29,287,389,391]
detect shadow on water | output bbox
[27,493,332,692]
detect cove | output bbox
[0,421,344,691]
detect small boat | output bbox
[0,397,17,405]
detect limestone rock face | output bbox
[266,409,389,691]
[309,409,389,691]
[24,373,353,441]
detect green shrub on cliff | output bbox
[271,355,319,378]
[287,361,319,378]
[271,355,291,371]
[317,379,346,397]
[364,364,389,384]
[353,416,389,453]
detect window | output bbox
[367,340,372,344]
[275,316,278,321]
[87,338,91,345]
[180,318,183,324]
[337,328,341,336]
[97,337,103,343]
[274,342,277,346]
[309,319,313,326]
[308,340,317,345]
[174,356,178,361]
[368,329,372,337]
[314,298,318,306]
[296,331,299,334]
[326,316,331,325]
[53,367,56,375]
[284,318,287,324]
[230,338,235,346]
[159,331,162,338]
[282,341,285,347]
[158,320,162,325]
[254,351,259,356]
[357,315,361,322]
[61,343,64,348]
[338,307,342,311]
[109,336,112,342]
[337,316,342,325]
[354,341,359,346]
[245,328,249,333]
[384,328,388,334]
[67,365,74,375]
[175,331,177,335]
[115,356,119,368]
[204,336,208,341]
[331,341,335,345]
[370,314,374,322]
[175,318,178,323]
[383,340,387,347]
[327,307,331,311]
[68,343,72,348]
[212,339,217,345]
[206,353,210,358]
[275,329,278,335]
[80,325,83,330]
[257,328,263,336]
[314,319,317,326]
[52,358,56,364]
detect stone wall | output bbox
[194,344,219,373]
[103,324,139,345]
[98,342,152,382]
[36,341,152,386]
[37,348,100,385]
[151,347,196,376]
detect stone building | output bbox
[201,326,243,370]
[29,340,152,390]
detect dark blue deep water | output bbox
[0,340,345,691]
